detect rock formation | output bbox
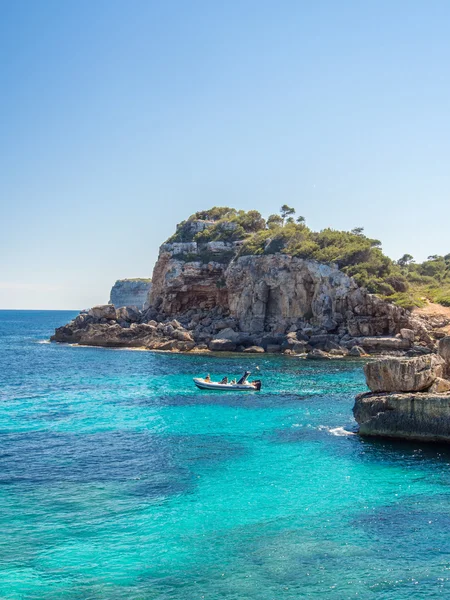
[52,212,442,355]
[364,355,444,393]
[353,336,450,442]
[109,279,152,309]
[354,391,450,443]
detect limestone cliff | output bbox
[109,279,152,309]
[52,209,441,355]
[149,217,417,341]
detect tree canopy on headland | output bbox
[167,206,450,310]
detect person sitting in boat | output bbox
[220,376,228,384]
[205,374,211,382]
[231,378,237,384]
[237,371,251,384]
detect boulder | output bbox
[163,324,175,336]
[364,355,445,393]
[349,345,366,357]
[357,336,411,353]
[212,327,238,342]
[149,339,179,351]
[328,347,349,356]
[173,329,194,342]
[88,305,117,320]
[189,344,209,352]
[406,345,432,357]
[428,378,450,393]
[400,328,415,342]
[243,346,265,353]
[116,306,140,323]
[438,336,450,377]
[289,341,311,354]
[306,349,331,360]
[208,339,236,352]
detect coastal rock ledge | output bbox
[353,337,450,442]
[354,392,450,443]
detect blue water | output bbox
[1,311,450,599]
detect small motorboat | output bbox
[193,371,262,391]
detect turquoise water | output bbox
[1,311,450,599]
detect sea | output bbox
[1,310,450,599]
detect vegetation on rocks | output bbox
[165,206,450,310]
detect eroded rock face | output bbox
[109,279,152,309]
[364,355,444,393]
[149,251,229,314]
[353,391,450,442]
[438,336,450,377]
[149,243,417,341]
[226,255,354,333]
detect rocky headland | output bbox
[52,208,446,356]
[354,337,450,442]
[109,279,152,309]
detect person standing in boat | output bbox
[205,374,211,382]
[237,371,251,384]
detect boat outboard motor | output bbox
[237,371,251,384]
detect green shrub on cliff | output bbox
[193,210,266,243]
[239,222,405,297]
[165,206,450,309]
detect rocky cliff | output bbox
[353,337,450,442]
[52,209,441,355]
[148,215,432,349]
[109,279,152,309]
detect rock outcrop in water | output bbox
[52,210,441,356]
[353,336,450,442]
[109,279,152,309]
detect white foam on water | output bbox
[37,339,50,344]
[329,426,356,437]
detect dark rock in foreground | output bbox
[353,336,450,442]
[354,391,450,442]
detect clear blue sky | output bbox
[1,0,450,309]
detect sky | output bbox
[1,0,450,309]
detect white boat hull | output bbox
[193,378,261,391]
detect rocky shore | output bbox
[51,299,436,358]
[52,213,444,356]
[354,337,450,442]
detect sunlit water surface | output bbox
[1,310,450,599]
